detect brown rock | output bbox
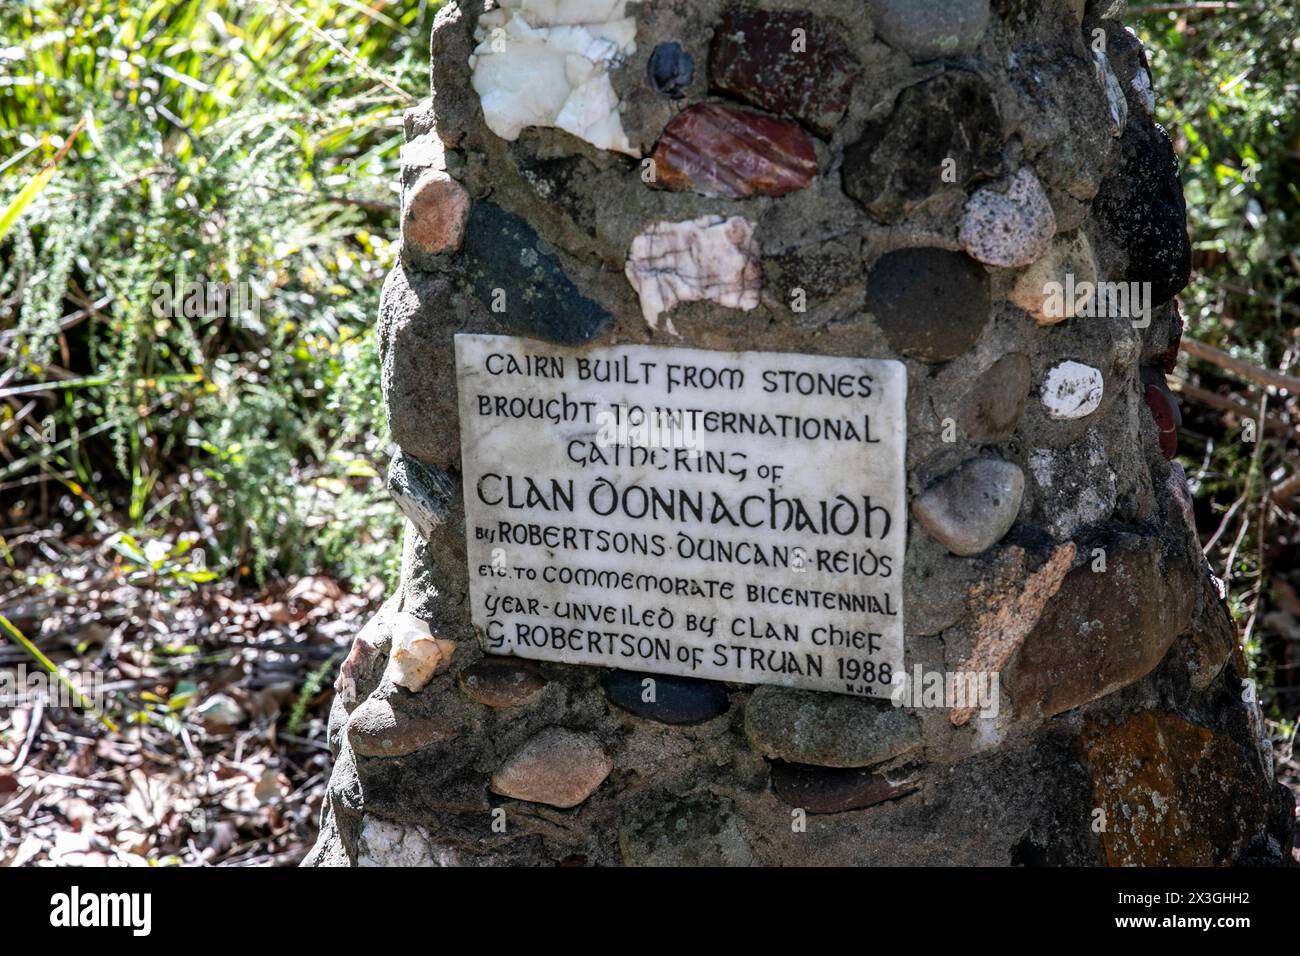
[1082,711,1281,865]
[458,658,546,708]
[490,728,612,809]
[708,7,859,136]
[401,170,470,258]
[346,697,456,758]
[1006,534,1196,718]
[650,104,816,199]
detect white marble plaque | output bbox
[455,334,907,698]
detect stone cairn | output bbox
[307,0,1294,866]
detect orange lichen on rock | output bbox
[1082,711,1273,866]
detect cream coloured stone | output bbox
[469,0,637,156]
[386,612,455,692]
[1009,231,1098,325]
[624,215,761,333]
[1040,360,1103,420]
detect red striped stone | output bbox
[650,103,817,199]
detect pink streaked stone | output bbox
[651,103,817,199]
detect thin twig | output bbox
[1180,337,1300,394]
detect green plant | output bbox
[0,0,434,588]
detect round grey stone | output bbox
[744,686,921,768]
[869,0,990,60]
[911,458,1025,556]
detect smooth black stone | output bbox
[843,71,1002,223]
[647,42,694,99]
[460,202,613,345]
[865,247,991,363]
[602,669,730,725]
[770,761,920,814]
[1092,122,1190,308]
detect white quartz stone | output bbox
[1040,360,1103,420]
[624,215,761,334]
[356,817,456,867]
[386,612,455,692]
[470,0,638,155]
[454,334,908,699]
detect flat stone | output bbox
[1140,366,1180,459]
[387,450,456,542]
[346,697,456,758]
[490,728,612,808]
[1082,711,1287,865]
[708,6,859,136]
[911,458,1024,556]
[401,171,470,264]
[458,658,546,708]
[744,686,921,768]
[1009,231,1098,326]
[602,670,730,725]
[1183,566,1236,691]
[1092,122,1190,307]
[961,352,1031,442]
[960,168,1056,268]
[865,247,990,363]
[869,0,990,60]
[1131,67,1156,115]
[462,202,613,345]
[624,215,761,333]
[1006,533,1197,717]
[770,761,920,814]
[1092,48,1128,137]
[843,71,1002,223]
[646,41,693,99]
[1040,360,1103,420]
[650,103,817,199]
